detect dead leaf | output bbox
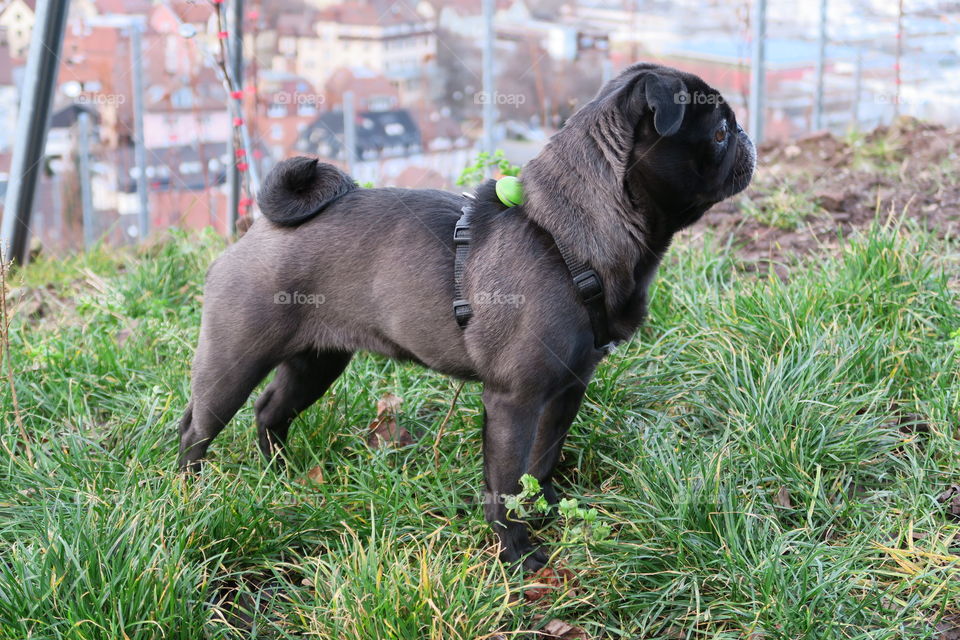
[524,566,577,603]
[937,486,960,520]
[542,618,589,639]
[366,417,414,449]
[300,466,324,486]
[377,392,403,415]
[937,617,960,640]
[366,393,413,449]
[774,486,793,509]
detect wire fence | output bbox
[1,0,957,259]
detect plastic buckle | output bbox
[454,219,471,245]
[572,270,603,304]
[453,299,473,327]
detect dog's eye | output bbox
[714,128,726,143]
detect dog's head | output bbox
[612,64,755,227]
[527,63,755,234]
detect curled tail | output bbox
[257,157,358,226]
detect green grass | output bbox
[738,183,826,230]
[2,222,959,639]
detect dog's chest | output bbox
[610,258,661,339]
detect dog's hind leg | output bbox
[254,350,353,466]
[524,382,587,527]
[178,331,279,473]
[481,387,548,572]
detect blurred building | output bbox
[0,0,34,59]
[324,67,400,112]
[277,1,436,104]
[298,108,421,161]
[253,71,324,161]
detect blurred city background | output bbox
[0,0,958,255]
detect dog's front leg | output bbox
[525,382,588,528]
[481,387,548,572]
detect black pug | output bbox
[178,63,755,571]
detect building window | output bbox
[171,88,193,109]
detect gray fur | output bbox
[177,64,755,571]
[257,156,358,226]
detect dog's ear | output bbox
[622,71,688,137]
[644,74,687,137]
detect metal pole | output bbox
[78,111,96,249]
[342,90,357,175]
[0,0,70,264]
[481,0,495,161]
[894,0,904,118]
[129,21,149,241]
[813,0,828,130]
[851,47,863,131]
[227,0,244,234]
[748,0,766,144]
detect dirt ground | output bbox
[693,117,960,269]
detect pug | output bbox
[178,63,755,571]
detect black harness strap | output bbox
[452,196,613,351]
[551,237,613,351]
[452,197,474,328]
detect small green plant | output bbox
[457,150,521,187]
[847,131,905,174]
[950,328,960,350]
[739,185,824,230]
[503,474,611,543]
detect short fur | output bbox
[257,157,357,226]
[178,64,756,571]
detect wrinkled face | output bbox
[615,65,756,230]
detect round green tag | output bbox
[495,176,524,207]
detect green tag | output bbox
[495,176,524,207]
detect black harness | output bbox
[452,196,613,352]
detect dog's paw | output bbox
[521,546,549,573]
[499,532,549,573]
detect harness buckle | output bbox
[572,269,603,304]
[454,219,471,245]
[453,299,473,327]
